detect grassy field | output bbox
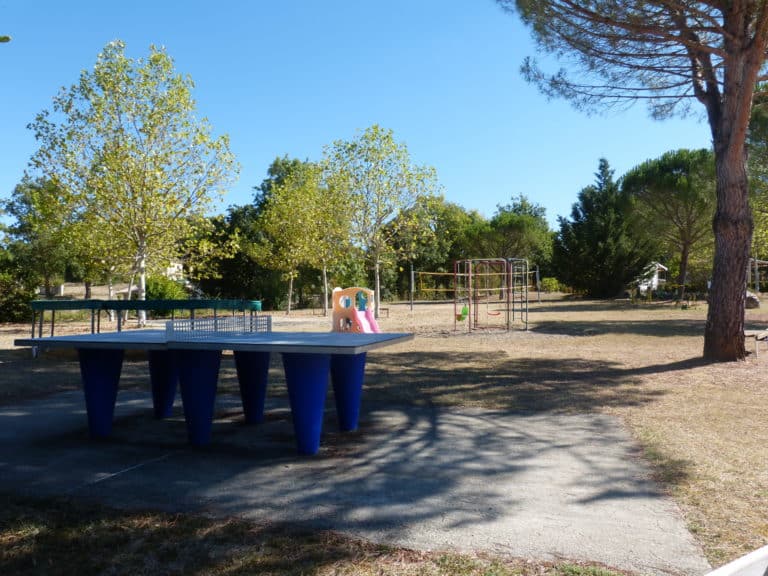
[1,294,767,574]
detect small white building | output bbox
[637,262,668,294]
[165,260,184,281]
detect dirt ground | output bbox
[1,293,767,566]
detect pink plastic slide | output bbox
[355,308,381,333]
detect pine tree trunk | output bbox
[677,243,690,300]
[701,20,762,361]
[703,146,752,361]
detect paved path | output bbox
[0,391,710,575]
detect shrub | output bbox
[540,277,560,293]
[0,273,36,322]
[145,276,188,300]
[143,276,189,318]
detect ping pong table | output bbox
[14,326,413,455]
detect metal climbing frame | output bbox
[508,258,529,330]
[453,258,529,332]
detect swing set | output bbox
[453,258,530,332]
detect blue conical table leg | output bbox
[77,348,124,438]
[148,350,178,419]
[282,353,330,455]
[234,351,271,424]
[330,353,367,432]
[175,349,222,446]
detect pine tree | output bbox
[554,159,655,298]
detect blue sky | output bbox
[1,0,713,228]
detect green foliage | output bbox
[196,198,343,312]
[389,196,466,297]
[540,277,560,292]
[0,272,36,322]
[195,205,283,308]
[621,149,715,297]
[145,276,188,300]
[27,40,238,303]
[397,198,484,264]
[250,159,350,313]
[487,195,553,266]
[502,2,766,121]
[554,159,656,298]
[253,155,308,211]
[3,177,74,296]
[328,252,369,289]
[387,195,442,265]
[143,275,188,317]
[324,124,440,313]
[748,95,768,259]
[386,196,554,300]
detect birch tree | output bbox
[28,40,237,319]
[324,125,439,316]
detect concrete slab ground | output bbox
[0,390,710,575]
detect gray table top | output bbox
[15,330,414,355]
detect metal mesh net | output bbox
[165,315,272,340]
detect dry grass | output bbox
[1,293,767,570]
[620,361,768,564]
[0,493,628,576]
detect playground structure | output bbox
[331,287,381,333]
[453,259,530,332]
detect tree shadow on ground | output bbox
[363,352,707,413]
[5,348,705,416]
[0,349,83,404]
[0,350,182,405]
[531,318,705,337]
[50,394,670,568]
[529,300,675,314]
[0,350,701,574]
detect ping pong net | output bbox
[165,315,272,340]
